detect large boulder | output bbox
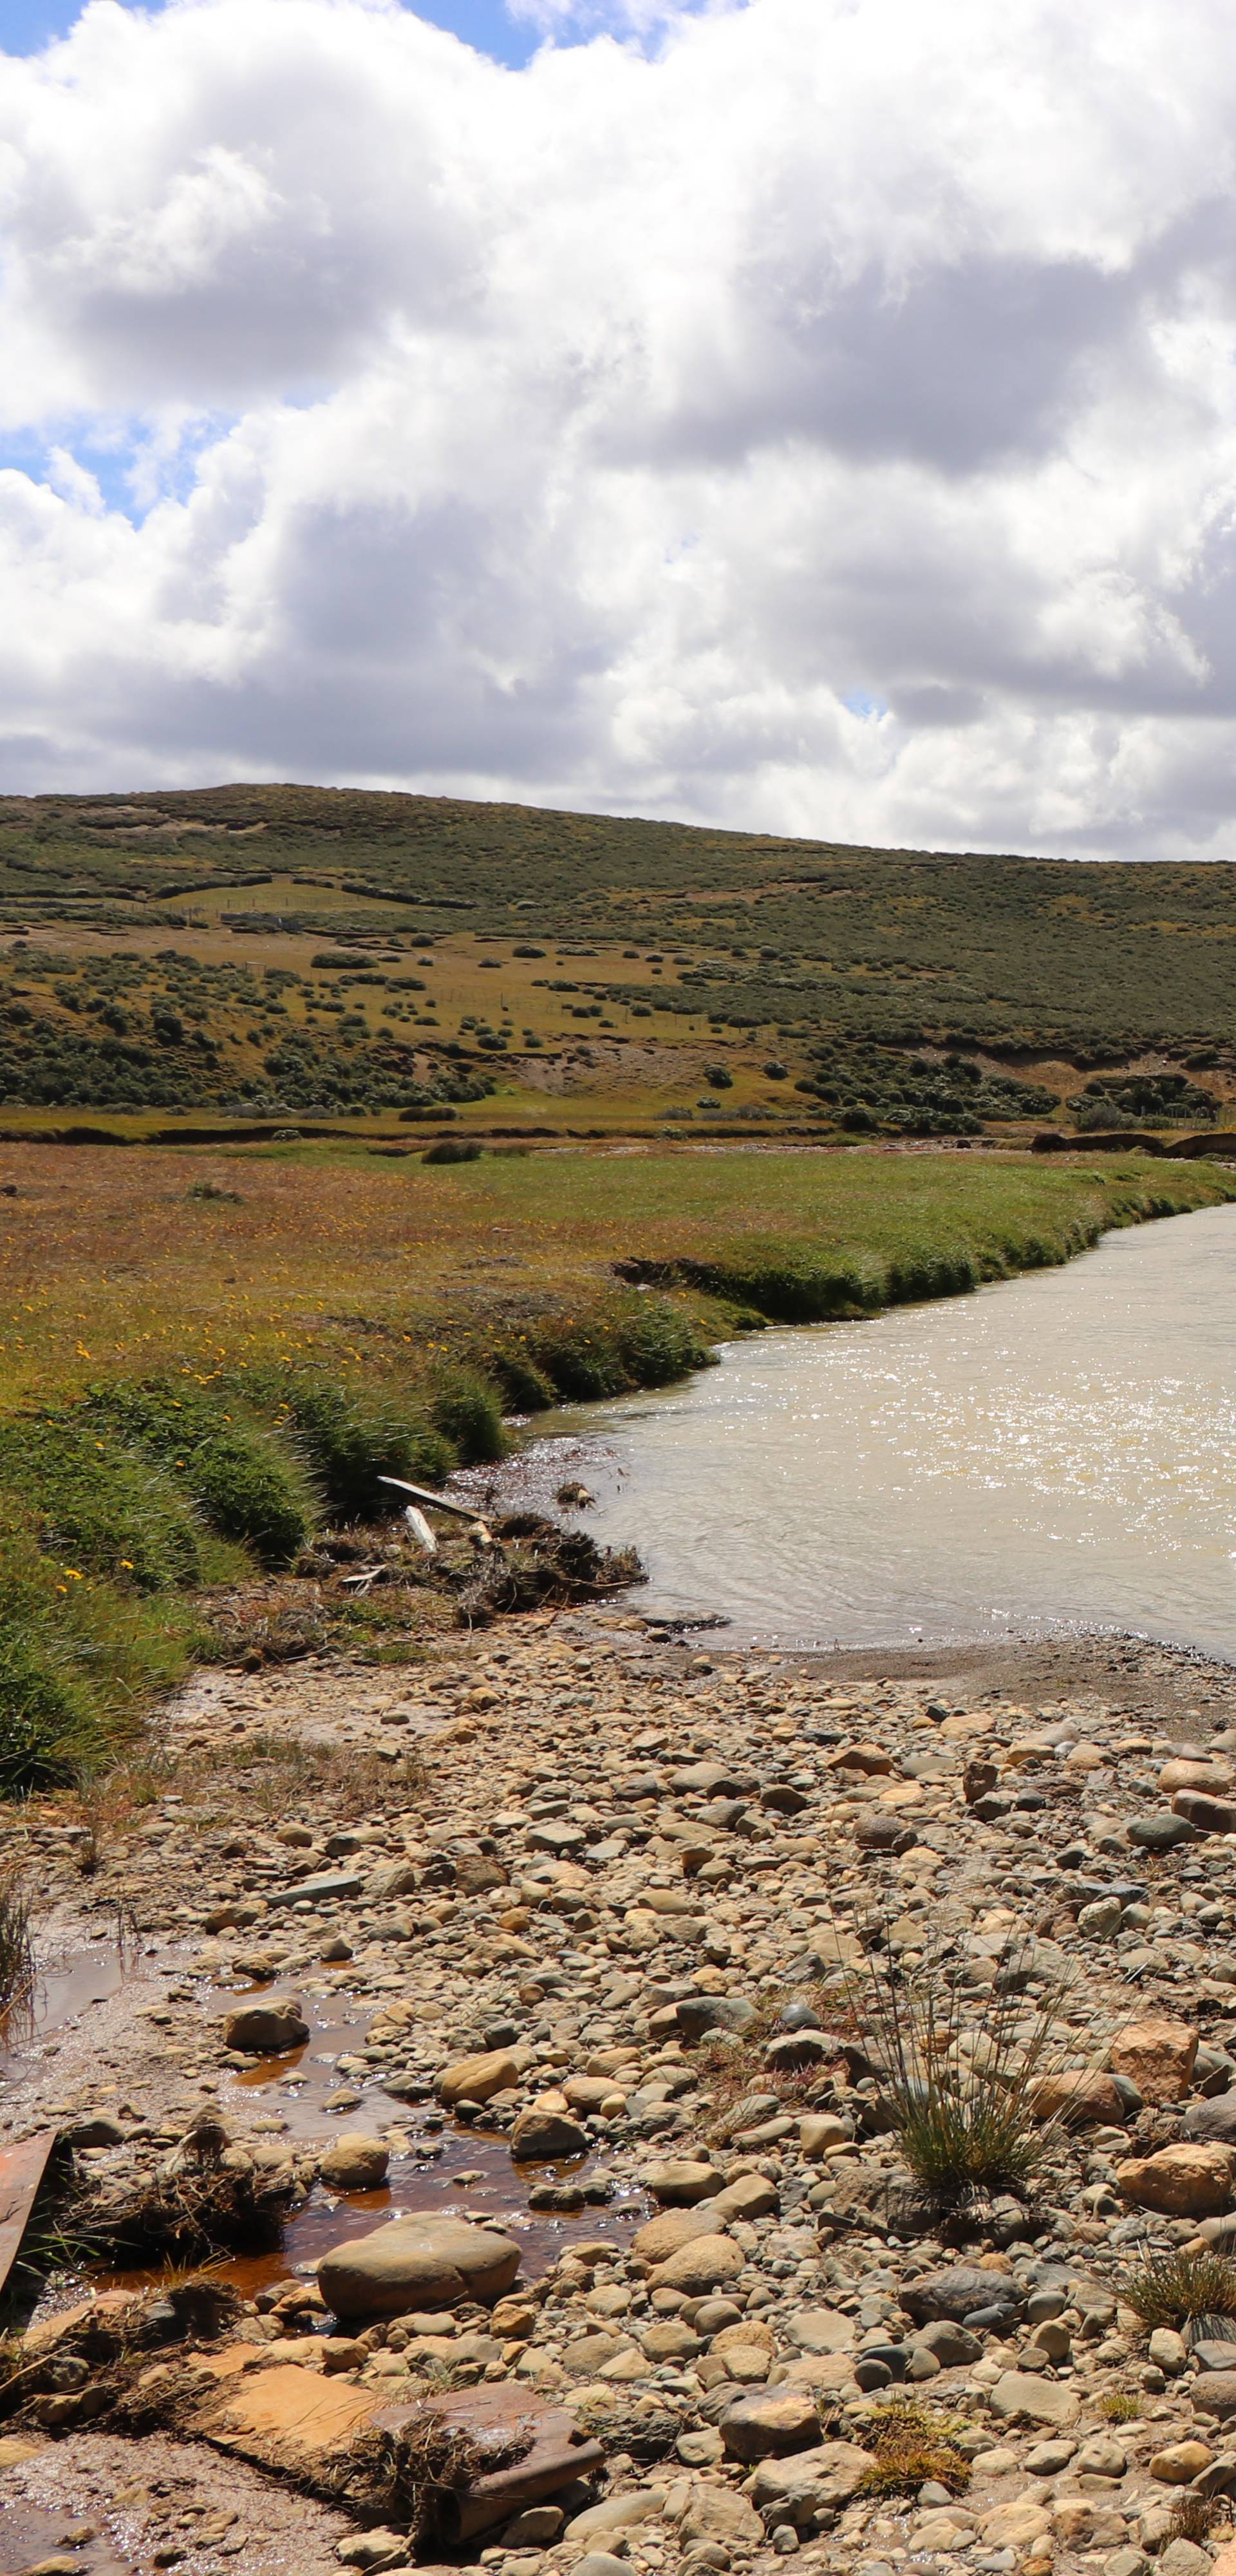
[1186,2096,1236,2146]
[678,2485,764,2549]
[318,2217,520,2319]
[510,2101,589,2160]
[899,2266,1024,2331]
[785,2310,856,2356]
[1030,2070,1127,2127]
[1109,2018,1199,2107]
[652,2234,745,2295]
[223,1995,308,2056]
[642,2160,723,2207]
[437,2050,521,2108]
[720,2389,820,2463]
[988,2372,1080,2430]
[711,2174,778,2222]
[747,2440,875,2529]
[633,2206,722,2263]
[1127,1814,1197,1853]
[1172,1789,1236,1837]
[319,2134,390,2192]
[1116,2144,1236,2217]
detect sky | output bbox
[3,0,1236,857]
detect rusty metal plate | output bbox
[0,2129,56,2300]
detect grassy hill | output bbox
[0,784,1232,1134]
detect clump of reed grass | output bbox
[851,1938,1069,2205]
[1099,2390,1141,2423]
[1121,2244,1236,2332]
[0,1866,34,2018]
[857,2400,971,2499]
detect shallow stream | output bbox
[515,1198,1236,1658]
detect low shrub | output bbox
[273,1378,453,1522]
[0,1620,93,1795]
[423,1139,482,1164]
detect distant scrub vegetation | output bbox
[0,787,1235,1071]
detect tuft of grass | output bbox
[84,1382,314,1568]
[272,1374,453,1522]
[427,1365,508,1465]
[0,1867,34,2017]
[1170,2496,1221,2544]
[852,1940,1069,2204]
[0,1417,202,1592]
[1121,2245,1236,2332]
[191,1728,427,1821]
[1099,2390,1141,2423]
[857,2400,971,2499]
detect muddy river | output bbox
[521,1198,1236,1659]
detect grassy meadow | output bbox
[0,1133,1229,1795]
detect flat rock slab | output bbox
[988,2371,1081,2429]
[720,2387,821,2461]
[1116,2143,1236,2216]
[264,1873,365,1911]
[785,2308,856,2355]
[901,2266,1024,2328]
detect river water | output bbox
[533,1200,1236,1658]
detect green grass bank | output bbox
[0,1142,1230,1795]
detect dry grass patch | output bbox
[857,2399,972,2499]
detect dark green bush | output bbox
[187,1432,309,1566]
[423,1139,482,1165]
[429,1366,508,1463]
[280,1379,452,1521]
[0,1421,202,1591]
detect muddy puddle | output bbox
[0,1933,129,2083]
[42,1974,649,2314]
[133,2120,646,2304]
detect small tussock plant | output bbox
[852,1939,1070,2204]
[1099,2390,1141,2423]
[427,1365,508,1466]
[1121,2245,1236,2333]
[264,1374,454,1522]
[1171,2496,1221,2545]
[857,2400,971,2500]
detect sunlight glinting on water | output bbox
[548,1202,1236,1654]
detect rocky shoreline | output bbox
[5,1615,1236,2576]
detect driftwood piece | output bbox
[0,2130,56,2300]
[186,2356,604,2539]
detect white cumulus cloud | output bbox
[1,0,1236,853]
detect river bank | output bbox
[7,1610,1236,2575]
[0,1140,1230,1795]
